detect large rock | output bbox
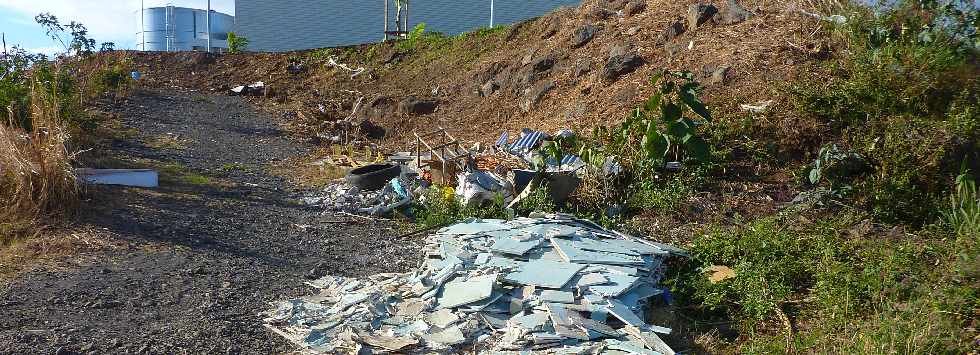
[660,21,686,43]
[398,97,439,115]
[625,1,647,16]
[530,54,556,74]
[601,49,645,82]
[687,4,719,29]
[521,80,556,112]
[571,25,598,48]
[717,0,753,25]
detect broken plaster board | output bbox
[606,300,645,328]
[503,259,585,289]
[587,273,640,298]
[438,219,512,235]
[424,325,466,346]
[510,311,550,331]
[539,290,575,304]
[77,169,159,188]
[490,236,542,256]
[576,273,610,287]
[550,238,646,266]
[427,308,460,328]
[546,303,591,341]
[562,236,640,256]
[437,274,496,309]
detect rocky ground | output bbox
[0,89,423,354]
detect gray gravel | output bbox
[0,89,422,354]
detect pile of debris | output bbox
[263,215,683,354]
[302,177,416,216]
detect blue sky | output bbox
[1,0,234,55]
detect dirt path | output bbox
[0,90,422,354]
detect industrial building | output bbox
[136,5,234,52]
[234,0,583,52]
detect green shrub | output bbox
[227,32,249,53]
[792,0,979,225]
[415,186,510,228]
[943,170,980,237]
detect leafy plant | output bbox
[35,13,98,56]
[808,144,867,189]
[943,169,980,237]
[584,70,713,169]
[227,32,249,53]
[415,186,509,228]
[396,23,429,51]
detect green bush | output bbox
[227,32,249,53]
[791,0,979,225]
[670,212,976,352]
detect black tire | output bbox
[346,164,402,191]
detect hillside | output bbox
[2,0,977,353]
[121,0,820,153]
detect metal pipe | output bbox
[383,0,388,41]
[207,0,211,52]
[140,0,144,50]
[490,0,495,27]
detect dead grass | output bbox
[1,85,80,246]
[0,225,127,283]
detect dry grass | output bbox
[0,226,127,283]
[0,85,80,245]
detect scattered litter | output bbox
[706,265,736,283]
[76,169,159,188]
[230,81,265,96]
[327,56,367,78]
[740,100,773,113]
[263,215,683,353]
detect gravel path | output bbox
[0,90,422,354]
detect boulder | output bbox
[660,21,686,43]
[398,97,439,115]
[359,120,386,139]
[520,80,556,112]
[601,51,645,82]
[625,1,647,16]
[571,25,598,48]
[603,0,629,11]
[687,4,719,29]
[717,0,753,25]
[530,54,556,74]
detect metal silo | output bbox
[137,5,234,52]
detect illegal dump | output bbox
[264,215,684,354]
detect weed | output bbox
[220,163,249,172]
[415,186,509,228]
[942,169,980,237]
[0,84,79,245]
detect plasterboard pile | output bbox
[263,215,683,354]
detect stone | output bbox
[571,25,598,48]
[398,97,438,115]
[480,80,499,97]
[660,21,686,43]
[625,1,647,16]
[521,48,537,65]
[626,27,640,36]
[520,80,556,112]
[574,58,593,78]
[359,119,386,139]
[687,4,719,30]
[709,65,731,85]
[601,51,645,82]
[717,0,754,25]
[530,54,557,74]
[603,0,629,11]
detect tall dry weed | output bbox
[0,84,79,244]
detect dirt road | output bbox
[0,90,421,354]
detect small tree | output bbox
[227,32,248,53]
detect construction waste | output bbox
[262,215,683,354]
[302,127,617,218]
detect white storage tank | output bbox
[136,6,234,52]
